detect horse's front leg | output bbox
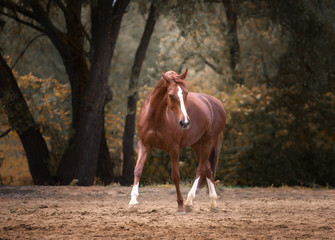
[129,140,149,208]
[170,150,185,214]
[184,176,200,212]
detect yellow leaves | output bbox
[0,71,71,183]
[17,72,41,89]
[0,124,33,185]
[54,82,71,100]
[38,114,47,123]
[30,82,40,89]
[15,73,71,131]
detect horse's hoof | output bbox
[210,206,219,213]
[176,210,186,215]
[176,207,186,215]
[128,203,138,212]
[185,204,193,213]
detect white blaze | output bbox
[177,86,189,123]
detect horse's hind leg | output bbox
[185,137,222,212]
[184,159,213,212]
[207,177,219,212]
[186,140,219,212]
[206,133,223,212]
[211,132,223,178]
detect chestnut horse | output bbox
[129,69,226,213]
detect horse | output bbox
[129,69,226,213]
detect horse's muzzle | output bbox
[179,120,190,129]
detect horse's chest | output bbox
[140,127,177,150]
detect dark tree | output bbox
[121,1,158,186]
[0,0,130,185]
[0,54,54,185]
[222,0,242,84]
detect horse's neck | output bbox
[147,80,168,125]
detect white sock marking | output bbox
[177,86,189,123]
[189,177,200,199]
[206,178,218,210]
[129,182,139,205]
[185,177,200,206]
[206,178,217,199]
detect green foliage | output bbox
[218,86,335,187]
[1,0,335,187]
[139,83,335,187]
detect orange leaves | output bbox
[0,71,71,182]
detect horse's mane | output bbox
[149,71,187,112]
[164,71,187,87]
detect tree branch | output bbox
[0,128,11,138]
[198,54,223,75]
[0,10,44,32]
[11,33,46,70]
[52,0,68,14]
[0,0,37,20]
[52,0,92,51]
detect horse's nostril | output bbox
[179,120,184,127]
[179,120,190,129]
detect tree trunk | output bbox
[0,0,129,185]
[62,0,130,186]
[0,55,54,185]
[25,1,91,184]
[121,1,157,186]
[96,86,114,185]
[222,0,242,84]
[52,1,128,185]
[121,95,136,186]
[96,127,114,185]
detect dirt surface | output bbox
[0,185,334,240]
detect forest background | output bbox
[0,0,334,187]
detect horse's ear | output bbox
[178,69,188,80]
[160,71,171,83]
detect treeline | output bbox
[140,1,335,187]
[0,1,335,187]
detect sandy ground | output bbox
[0,185,334,240]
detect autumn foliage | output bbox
[1,1,335,187]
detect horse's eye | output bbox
[169,94,173,100]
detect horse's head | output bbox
[161,69,190,129]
